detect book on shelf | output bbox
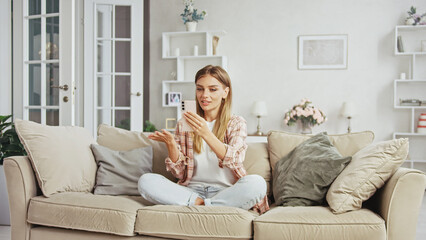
[397,36,404,53]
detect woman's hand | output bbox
[183,112,210,138]
[148,129,175,146]
[148,130,179,163]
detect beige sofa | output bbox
[4,127,426,240]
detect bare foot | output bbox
[194,197,204,205]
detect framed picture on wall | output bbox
[298,35,348,70]
[166,92,182,106]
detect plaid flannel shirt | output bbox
[165,115,270,214]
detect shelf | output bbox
[394,106,426,109]
[395,52,426,56]
[395,79,426,83]
[396,25,426,31]
[394,132,426,137]
[162,31,227,58]
[177,56,227,81]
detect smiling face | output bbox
[196,74,229,117]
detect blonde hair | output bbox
[193,65,232,154]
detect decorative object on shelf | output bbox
[422,40,426,52]
[0,115,26,165]
[418,113,426,133]
[298,35,348,70]
[212,36,219,55]
[397,36,404,52]
[170,71,177,80]
[405,6,426,26]
[340,102,357,133]
[193,45,199,56]
[180,0,207,32]
[251,101,268,136]
[165,118,177,130]
[166,92,182,106]
[400,98,421,106]
[284,99,326,134]
[400,72,406,79]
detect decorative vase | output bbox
[186,21,197,32]
[300,121,313,135]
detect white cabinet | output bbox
[393,25,426,172]
[161,31,227,130]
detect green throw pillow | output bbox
[273,132,351,206]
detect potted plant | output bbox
[180,0,207,32]
[0,115,26,164]
[0,115,26,225]
[284,99,326,134]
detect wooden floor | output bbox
[0,193,425,240]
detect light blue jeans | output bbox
[138,173,267,210]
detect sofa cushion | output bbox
[135,205,255,239]
[327,138,408,214]
[14,119,97,197]
[253,206,386,240]
[244,142,271,195]
[28,192,152,236]
[273,132,351,206]
[268,130,374,174]
[91,144,153,195]
[97,124,175,182]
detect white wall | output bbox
[0,0,12,116]
[151,0,426,142]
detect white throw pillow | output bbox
[14,119,97,197]
[326,138,408,214]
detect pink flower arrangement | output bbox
[284,98,326,126]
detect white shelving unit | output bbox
[393,25,426,171]
[161,30,228,131]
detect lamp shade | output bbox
[252,101,268,117]
[340,102,356,118]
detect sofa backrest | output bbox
[243,142,271,195]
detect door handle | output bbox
[131,92,142,97]
[51,84,69,91]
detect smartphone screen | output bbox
[181,100,196,132]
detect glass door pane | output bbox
[29,18,41,61]
[24,0,61,126]
[46,16,59,60]
[94,3,132,130]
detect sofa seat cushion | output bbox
[135,205,256,239]
[28,192,152,236]
[253,206,386,240]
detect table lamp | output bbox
[252,101,268,136]
[340,102,356,133]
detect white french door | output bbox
[84,0,143,135]
[13,0,75,126]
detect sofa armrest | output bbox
[4,156,39,240]
[372,167,426,240]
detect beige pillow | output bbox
[326,138,408,214]
[268,130,374,173]
[96,124,175,182]
[243,142,271,195]
[14,119,97,197]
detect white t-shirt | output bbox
[189,120,235,188]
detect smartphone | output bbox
[181,100,196,132]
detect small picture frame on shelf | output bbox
[166,92,182,106]
[298,35,348,70]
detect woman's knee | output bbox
[138,173,161,192]
[239,175,267,196]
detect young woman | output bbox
[138,65,269,214]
